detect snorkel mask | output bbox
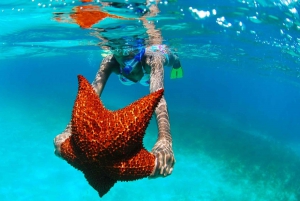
[123,47,145,75]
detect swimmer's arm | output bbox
[147,55,175,178]
[92,54,119,96]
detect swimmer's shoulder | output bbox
[103,54,120,74]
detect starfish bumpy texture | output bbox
[59,75,164,197]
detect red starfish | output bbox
[53,5,125,29]
[70,5,124,29]
[60,75,163,197]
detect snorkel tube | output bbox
[123,47,145,75]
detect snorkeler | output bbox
[53,0,183,178]
[92,43,182,178]
[54,44,182,178]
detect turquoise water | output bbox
[1,0,300,200]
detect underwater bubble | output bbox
[284,18,294,28]
[289,7,298,15]
[216,16,232,28]
[280,0,293,6]
[189,7,211,20]
[197,10,210,19]
[212,9,217,15]
[249,16,262,23]
[286,34,293,40]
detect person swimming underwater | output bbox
[54,42,182,178]
[90,42,182,178]
[54,0,183,178]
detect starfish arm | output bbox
[91,54,119,96]
[113,89,164,156]
[59,137,83,169]
[105,148,155,181]
[54,56,116,158]
[146,50,175,178]
[83,170,117,198]
[71,75,111,161]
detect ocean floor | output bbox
[1,90,299,201]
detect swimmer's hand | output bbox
[149,140,175,178]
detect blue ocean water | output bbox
[1,0,300,200]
